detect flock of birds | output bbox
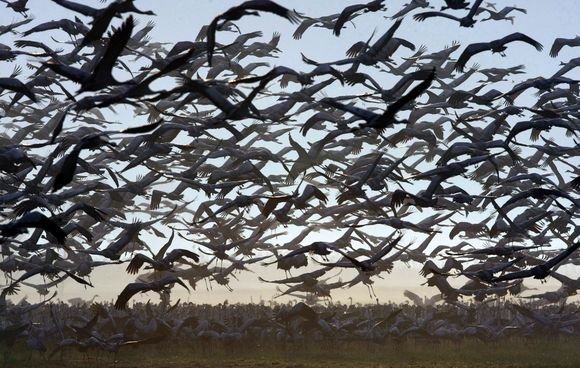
[4,297,580,359]
[0,0,579,355]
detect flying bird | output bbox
[491,242,580,282]
[441,0,469,11]
[549,36,580,57]
[1,0,29,17]
[455,32,543,72]
[413,0,484,28]
[501,187,580,210]
[333,0,386,36]
[322,68,435,132]
[114,274,189,310]
[0,212,67,244]
[315,235,404,272]
[45,15,135,92]
[206,0,300,66]
[126,249,200,274]
[262,242,341,266]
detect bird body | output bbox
[492,242,580,282]
[455,33,543,72]
[45,16,135,92]
[333,0,386,36]
[323,68,435,132]
[114,274,189,309]
[206,0,300,66]
[413,0,484,28]
[550,36,580,57]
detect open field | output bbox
[5,338,580,368]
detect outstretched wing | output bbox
[165,249,200,264]
[386,68,435,116]
[500,32,543,51]
[115,282,150,310]
[413,11,462,23]
[455,42,492,72]
[543,242,580,270]
[126,254,154,274]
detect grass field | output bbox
[4,338,580,368]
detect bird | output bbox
[51,0,154,18]
[0,212,67,244]
[460,256,525,283]
[8,263,93,289]
[404,289,442,306]
[390,0,432,19]
[126,248,200,274]
[500,187,579,210]
[550,36,580,57]
[455,32,543,72]
[51,119,165,192]
[315,235,404,272]
[0,17,32,36]
[45,15,135,92]
[114,274,189,310]
[413,0,484,28]
[333,0,386,36]
[206,0,300,66]
[20,18,88,37]
[0,76,37,102]
[1,0,29,17]
[292,13,340,40]
[262,242,341,266]
[322,68,435,132]
[441,0,469,11]
[503,118,579,144]
[478,6,526,24]
[176,77,265,121]
[491,242,580,282]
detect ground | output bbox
[5,338,580,367]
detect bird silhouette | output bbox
[206,0,300,66]
[455,32,543,72]
[114,274,189,310]
[492,242,580,282]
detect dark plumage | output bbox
[333,0,385,36]
[413,0,484,28]
[114,275,189,310]
[549,36,580,57]
[571,175,580,191]
[206,0,300,66]
[501,188,579,210]
[52,120,164,192]
[322,68,435,132]
[492,242,580,282]
[21,18,88,37]
[455,32,543,72]
[504,118,578,145]
[0,212,67,244]
[441,0,469,10]
[46,15,135,92]
[9,264,93,288]
[0,77,36,102]
[263,242,340,266]
[50,0,104,17]
[1,0,29,17]
[126,249,200,274]
[316,235,403,272]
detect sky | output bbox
[1,0,579,306]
